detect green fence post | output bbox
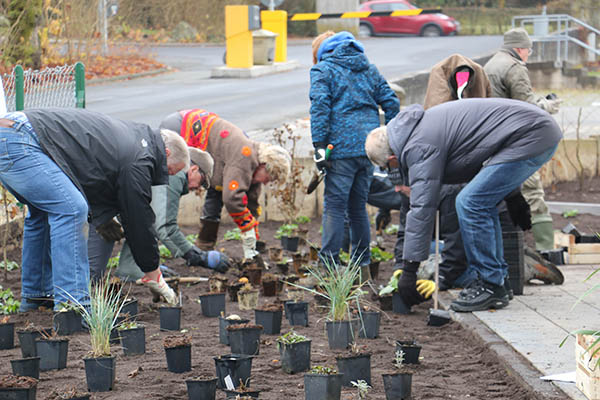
[75,62,85,108]
[15,65,24,111]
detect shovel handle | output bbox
[325,144,333,160]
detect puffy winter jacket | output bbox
[25,108,169,272]
[310,41,399,159]
[387,98,562,261]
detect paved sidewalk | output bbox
[443,264,600,399]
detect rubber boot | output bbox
[523,246,564,285]
[531,220,554,252]
[196,219,219,251]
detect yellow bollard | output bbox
[225,5,260,68]
[261,10,287,63]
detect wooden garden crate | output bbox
[576,333,600,400]
[554,232,600,264]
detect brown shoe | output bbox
[196,219,219,251]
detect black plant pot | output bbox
[17,330,42,358]
[199,293,226,317]
[109,315,127,343]
[160,306,182,331]
[304,373,343,400]
[119,326,146,356]
[325,320,357,350]
[336,354,371,386]
[84,356,116,392]
[10,357,40,379]
[359,311,381,339]
[285,301,309,327]
[214,354,253,389]
[281,236,300,252]
[369,261,380,280]
[120,298,138,319]
[0,384,37,400]
[186,378,217,400]
[279,340,311,374]
[36,339,68,370]
[382,373,412,400]
[223,389,260,399]
[254,309,282,335]
[219,317,250,345]
[0,322,15,350]
[53,310,82,335]
[395,340,421,364]
[392,293,410,314]
[165,344,192,373]
[227,326,262,355]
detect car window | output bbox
[370,3,392,11]
[390,2,411,10]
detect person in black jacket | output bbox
[0,109,190,310]
[365,98,562,312]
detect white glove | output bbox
[540,97,562,114]
[141,271,178,305]
[376,235,385,249]
[241,228,258,260]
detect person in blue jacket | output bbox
[310,31,399,267]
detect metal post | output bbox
[15,65,24,111]
[434,210,440,310]
[75,62,86,108]
[98,0,108,56]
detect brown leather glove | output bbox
[95,219,125,242]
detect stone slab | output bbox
[210,60,300,78]
[547,201,600,216]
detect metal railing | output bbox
[513,14,599,65]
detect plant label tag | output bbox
[224,375,235,390]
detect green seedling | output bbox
[351,379,371,399]
[159,245,172,259]
[0,286,20,315]
[185,233,198,244]
[224,228,242,241]
[385,224,400,235]
[310,365,337,375]
[295,215,311,224]
[370,247,394,263]
[118,321,139,330]
[106,254,120,269]
[563,209,579,218]
[277,330,309,346]
[0,260,19,271]
[275,223,299,239]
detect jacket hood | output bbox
[319,32,368,71]
[387,104,425,180]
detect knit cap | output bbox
[503,28,532,49]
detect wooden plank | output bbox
[570,244,600,254]
[567,253,600,264]
[555,231,575,249]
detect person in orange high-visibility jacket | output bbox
[160,109,291,260]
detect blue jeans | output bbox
[455,145,558,287]
[321,156,373,266]
[0,112,90,309]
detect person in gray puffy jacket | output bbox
[365,98,562,312]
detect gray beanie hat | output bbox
[503,28,532,49]
[188,147,214,187]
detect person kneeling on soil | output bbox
[0,109,188,310]
[365,98,562,312]
[160,109,291,263]
[101,148,232,284]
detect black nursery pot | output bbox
[285,301,309,327]
[165,344,192,373]
[325,320,358,350]
[0,383,37,400]
[36,339,68,371]
[304,373,343,400]
[279,340,311,374]
[369,261,380,280]
[335,354,371,386]
[53,310,82,335]
[254,309,282,335]
[186,378,217,400]
[0,322,15,350]
[214,354,254,389]
[223,389,260,399]
[119,326,146,356]
[120,298,139,319]
[395,340,422,364]
[392,292,411,314]
[227,326,262,355]
[382,373,412,400]
[219,317,250,345]
[359,311,381,339]
[281,236,300,252]
[109,315,127,343]
[10,357,40,379]
[159,306,182,331]
[199,293,226,317]
[17,330,42,358]
[84,356,116,392]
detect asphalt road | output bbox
[86,35,502,131]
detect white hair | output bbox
[160,128,190,171]
[257,143,291,183]
[365,126,393,168]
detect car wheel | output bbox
[359,23,373,38]
[421,25,442,37]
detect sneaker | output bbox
[450,279,509,312]
[19,296,54,312]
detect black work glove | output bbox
[505,192,532,231]
[375,209,392,232]
[183,246,205,266]
[184,246,232,273]
[397,261,426,307]
[313,143,331,172]
[95,219,124,242]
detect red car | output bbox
[358,0,460,37]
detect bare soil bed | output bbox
[3,176,598,399]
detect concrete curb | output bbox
[438,292,571,400]
[87,67,172,84]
